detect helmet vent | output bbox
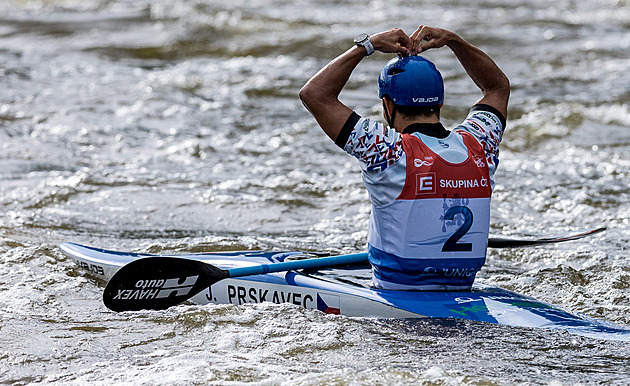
[388,68,405,76]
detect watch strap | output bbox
[355,34,374,56]
[362,38,374,56]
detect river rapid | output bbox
[1,0,629,384]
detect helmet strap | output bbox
[382,99,397,129]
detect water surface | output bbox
[1,0,629,384]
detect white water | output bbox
[1,0,629,384]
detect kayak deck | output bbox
[59,242,630,340]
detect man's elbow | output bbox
[299,84,326,112]
[299,84,317,107]
[486,75,510,101]
[497,74,511,97]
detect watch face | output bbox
[354,33,369,44]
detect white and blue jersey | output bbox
[336,105,506,290]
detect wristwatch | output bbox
[354,33,374,56]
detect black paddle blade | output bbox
[103,257,229,312]
[488,227,606,248]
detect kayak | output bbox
[59,242,630,340]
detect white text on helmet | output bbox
[412,97,440,103]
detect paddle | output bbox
[103,227,605,312]
[103,252,368,312]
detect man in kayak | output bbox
[299,26,509,290]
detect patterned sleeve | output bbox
[455,104,506,173]
[340,114,404,173]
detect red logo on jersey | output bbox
[415,172,436,195]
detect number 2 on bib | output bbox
[441,206,473,252]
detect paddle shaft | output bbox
[234,227,605,285]
[227,253,368,278]
[237,227,607,273]
[228,227,607,274]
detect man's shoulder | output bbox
[337,113,397,149]
[339,112,404,172]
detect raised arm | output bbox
[410,26,510,119]
[299,29,412,142]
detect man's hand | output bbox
[371,28,412,56]
[409,25,453,54]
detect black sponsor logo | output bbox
[77,261,105,276]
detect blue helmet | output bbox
[378,55,444,106]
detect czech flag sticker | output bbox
[317,293,341,315]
